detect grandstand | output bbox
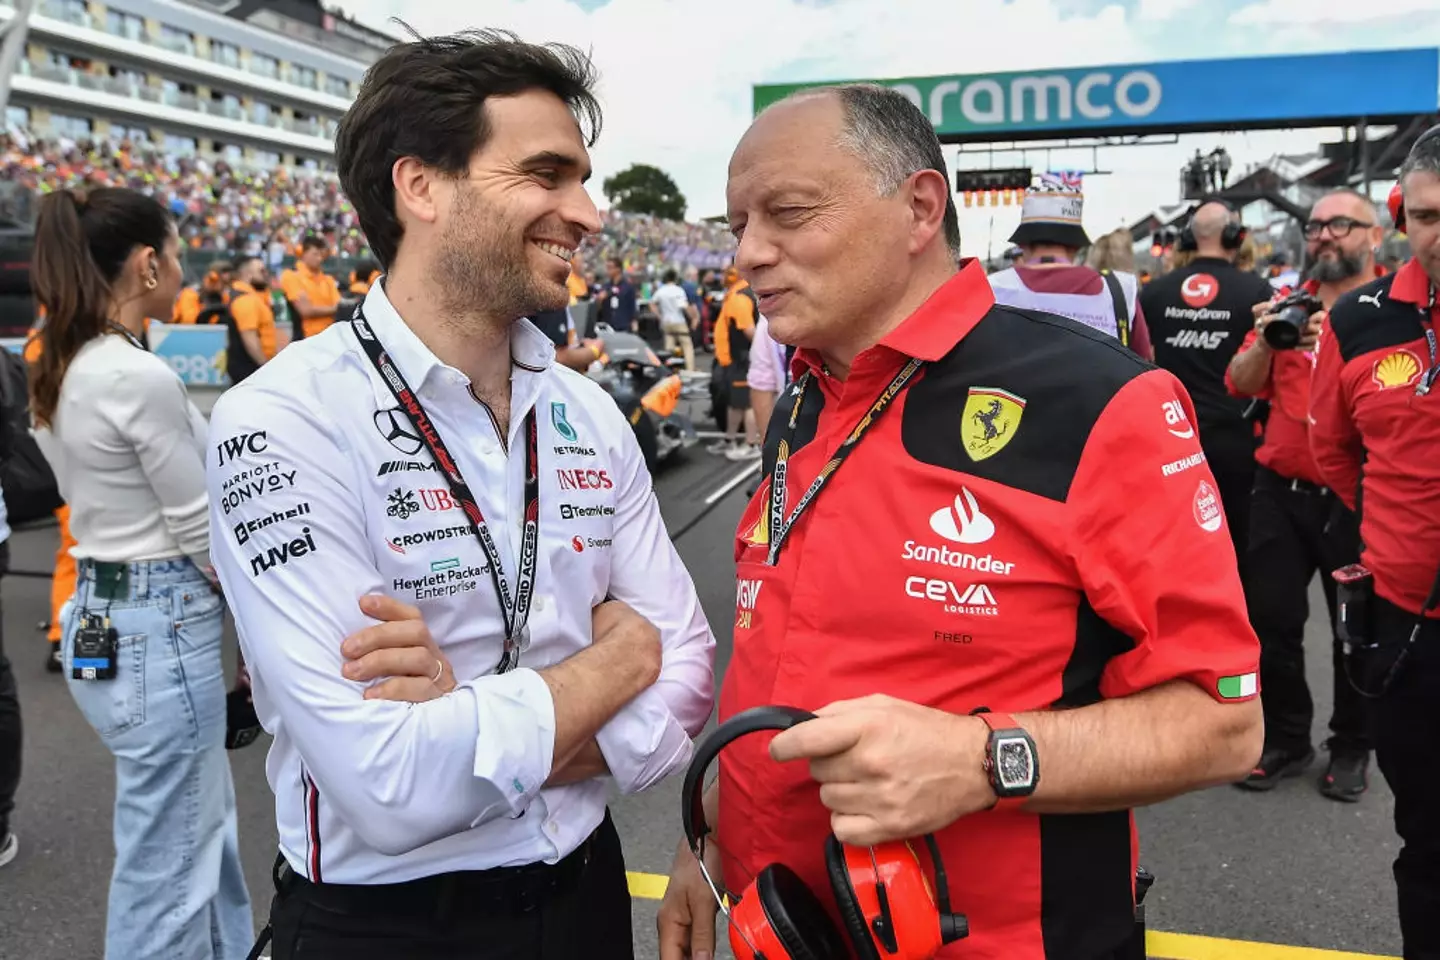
[0,0,390,169]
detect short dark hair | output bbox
[300,234,327,253]
[334,27,603,269]
[790,84,960,259]
[1400,124,1440,185]
[663,268,678,284]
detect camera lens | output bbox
[1263,306,1306,349]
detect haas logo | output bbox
[1180,273,1219,309]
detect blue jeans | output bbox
[62,558,253,960]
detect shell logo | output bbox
[1372,350,1422,390]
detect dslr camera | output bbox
[1262,289,1324,350]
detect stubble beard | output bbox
[434,185,567,324]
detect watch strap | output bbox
[978,712,1034,811]
[978,712,1017,733]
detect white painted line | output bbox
[704,462,761,505]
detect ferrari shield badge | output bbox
[961,387,1026,462]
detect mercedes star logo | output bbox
[374,408,424,456]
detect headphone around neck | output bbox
[682,705,969,960]
[1177,196,1246,253]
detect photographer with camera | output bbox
[1310,130,1440,959]
[1225,188,1383,798]
[1141,199,1275,572]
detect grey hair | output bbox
[1400,126,1440,185]
[786,83,961,259]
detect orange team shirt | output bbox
[174,286,201,324]
[566,271,588,304]
[230,281,278,360]
[280,264,341,338]
[713,282,757,369]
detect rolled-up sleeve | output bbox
[593,407,716,793]
[206,379,557,856]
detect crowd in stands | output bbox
[0,131,738,282]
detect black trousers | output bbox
[1369,598,1440,959]
[0,540,18,840]
[1244,466,1368,754]
[1199,423,1257,579]
[267,810,635,959]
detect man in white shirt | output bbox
[205,30,715,959]
[653,268,697,371]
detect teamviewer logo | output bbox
[929,489,995,545]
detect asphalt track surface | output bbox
[0,412,1408,960]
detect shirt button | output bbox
[547,821,559,835]
[533,596,546,613]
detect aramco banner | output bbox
[752,48,1440,141]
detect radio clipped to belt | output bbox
[1335,559,1440,698]
[70,560,130,681]
[71,612,118,681]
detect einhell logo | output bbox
[556,468,613,491]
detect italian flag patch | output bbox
[1217,673,1257,699]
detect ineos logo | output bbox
[1180,273,1219,309]
[374,408,423,456]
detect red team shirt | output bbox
[1310,257,1440,618]
[717,262,1260,959]
[1223,280,1327,487]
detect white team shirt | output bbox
[652,282,690,328]
[205,280,715,884]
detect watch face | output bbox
[995,736,1035,791]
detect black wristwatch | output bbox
[978,712,1039,810]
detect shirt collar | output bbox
[357,279,557,407]
[792,259,994,377]
[1389,257,1432,306]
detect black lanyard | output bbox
[351,309,539,674]
[765,357,924,566]
[1417,284,1439,398]
[107,322,146,351]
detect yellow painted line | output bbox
[626,872,1400,960]
[1148,931,1398,960]
[626,871,670,900]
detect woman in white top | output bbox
[29,187,253,960]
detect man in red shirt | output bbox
[1309,128,1440,959]
[658,83,1262,960]
[1225,188,1383,799]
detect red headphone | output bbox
[1390,122,1440,233]
[682,705,969,960]
[1389,182,1406,233]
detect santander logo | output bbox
[929,489,995,545]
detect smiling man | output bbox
[204,29,714,959]
[657,84,1262,960]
